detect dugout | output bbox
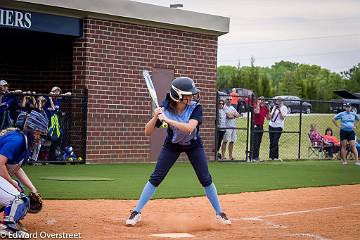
[0,0,229,163]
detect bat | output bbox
[143,70,168,128]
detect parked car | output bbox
[220,88,254,112]
[272,96,312,114]
[221,87,253,97]
[330,90,360,114]
[217,90,229,101]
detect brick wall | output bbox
[73,18,218,163]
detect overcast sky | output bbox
[134,0,360,73]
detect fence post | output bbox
[215,91,219,161]
[83,88,88,163]
[244,95,251,161]
[298,100,303,160]
[248,94,255,161]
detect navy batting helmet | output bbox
[169,77,200,102]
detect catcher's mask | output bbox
[169,77,200,103]
[22,111,48,149]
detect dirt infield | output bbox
[19,184,360,239]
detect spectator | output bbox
[332,103,360,165]
[309,124,323,142]
[0,80,16,130]
[230,88,239,110]
[19,92,36,113]
[221,97,240,160]
[45,86,63,161]
[31,96,49,161]
[268,98,287,161]
[251,96,270,162]
[216,99,226,160]
[322,128,340,159]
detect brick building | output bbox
[0,0,229,163]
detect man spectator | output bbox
[230,88,239,110]
[0,80,16,130]
[268,98,287,161]
[221,97,241,160]
[251,96,270,162]
[45,86,71,161]
[332,103,359,165]
[216,99,226,160]
[31,96,49,161]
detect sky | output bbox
[134,0,360,73]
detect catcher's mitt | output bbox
[28,192,43,213]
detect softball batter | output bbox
[125,77,231,226]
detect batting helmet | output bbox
[169,77,200,102]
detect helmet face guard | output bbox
[23,111,49,150]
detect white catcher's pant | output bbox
[0,176,20,207]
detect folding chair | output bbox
[307,133,325,159]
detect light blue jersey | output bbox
[334,111,359,131]
[163,101,202,145]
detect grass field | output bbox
[232,113,360,160]
[24,161,360,200]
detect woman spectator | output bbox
[322,128,340,159]
[19,92,37,113]
[309,124,323,142]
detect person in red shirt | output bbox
[230,88,239,110]
[322,128,340,159]
[251,96,270,162]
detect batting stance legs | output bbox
[126,139,230,226]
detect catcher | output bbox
[0,110,46,237]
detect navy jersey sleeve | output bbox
[190,104,203,124]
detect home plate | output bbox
[149,233,194,238]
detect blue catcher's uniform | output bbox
[0,130,30,230]
[0,130,29,166]
[149,95,212,187]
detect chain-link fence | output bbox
[215,92,360,162]
[0,92,87,164]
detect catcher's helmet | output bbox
[24,110,48,135]
[15,111,27,129]
[169,77,200,102]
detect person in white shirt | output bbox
[217,100,226,160]
[268,98,287,161]
[221,97,240,160]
